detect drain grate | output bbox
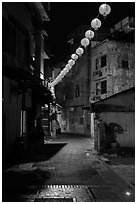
[37,185,94,202]
[34,197,75,202]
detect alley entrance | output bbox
[3,133,134,202]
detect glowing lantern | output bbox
[99,3,111,18]
[85,30,95,40]
[81,38,90,48]
[63,67,69,74]
[71,53,78,61]
[65,64,72,70]
[60,71,65,77]
[76,47,84,56]
[56,75,61,81]
[91,18,101,30]
[54,78,59,84]
[68,59,75,66]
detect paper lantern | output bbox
[91,18,101,30]
[76,47,84,56]
[85,30,95,40]
[71,53,78,61]
[63,67,69,74]
[65,64,72,70]
[68,59,75,66]
[99,3,111,17]
[81,38,90,48]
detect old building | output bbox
[54,17,135,152]
[91,87,135,153]
[2,2,53,162]
[90,17,135,152]
[55,25,93,135]
[90,39,134,102]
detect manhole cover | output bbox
[34,197,75,202]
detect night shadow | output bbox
[27,143,67,162]
[2,167,50,202]
[4,143,67,168]
[2,142,67,202]
[105,122,124,143]
[107,122,124,134]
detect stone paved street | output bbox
[2,134,135,202]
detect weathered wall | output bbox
[90,40,135,102]
[107,41,135,96]
[100,112,135,147]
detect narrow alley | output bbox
[2,2,135,202]
[3,133,135,202]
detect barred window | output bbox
[96,82,101,95]
[101,55,107,68]
[101,80,107,94]
[122,60,129,69]
[96,58,99,70]
[80,117,84,125]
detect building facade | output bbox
[55,45,91,135]
[91,88,135,152]
[90,39,135,102]
[90,17,135,152]
[54,17,135,150]
[2,2,53,161]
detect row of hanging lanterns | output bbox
[50,3,111,88]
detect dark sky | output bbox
[43,2,135,65]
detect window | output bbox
[80,117,84,125]
[75,85,80,97]
[118,52,129,69]
[96,83,99,95]
[96,82,101,95]
[96,58,99,70]
[101,55,107,68]
[122,60,129,69]
[95,55,107,70]
[101,80,107,94]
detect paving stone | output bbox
[3,134,135,202]
[88,186,122,202]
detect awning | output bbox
[91,87,135,113]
